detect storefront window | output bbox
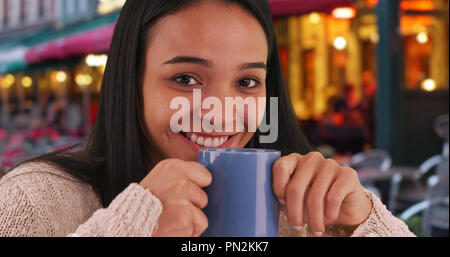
[272,0,448,153]
[401,2,449,91]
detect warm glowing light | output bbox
[370,32,379,43]
[99,65,106,74]
[365,0,378,8]
[2,74,15,89]
[421,79,436,92]
[401,1,434,11]
[332,7,357,19]
[309,12,321,24]
[333,37,347,50]
[416,32,429,44]
[86,54,108,67]
[98,0,126,15]
[55,71,68,83]
[365,0,435,11]
[21,76,33,88]
[75,73,93,87]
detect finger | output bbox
[285,152,321,227]
[183,161,213,188]
[184,181,209,209]
[325,168,358,222]
[153,199,194,237]
[272,153,300,202]
[306,160,337,234]
[191,204,209,237]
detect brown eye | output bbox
[174,75,199,86]
[238,78,260,88]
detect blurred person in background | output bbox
[341,83,365,127]
[45,92,66,134]
[323,96,345,126]
[361,71,377,148]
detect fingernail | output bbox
[293,225,304,231]
[278,199,286,205]
[314,232,323,237]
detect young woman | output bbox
[0,0,414,237]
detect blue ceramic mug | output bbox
[198,148,281,237]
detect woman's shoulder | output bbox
[0,160,103,236]
[1,160,82,185]
[0,160,98,203]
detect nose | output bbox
[194,86,235,133]
[191,87,262,134]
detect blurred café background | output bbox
[0,0,448,236]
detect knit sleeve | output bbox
[350,189,416,237]
[69,183,163,237]
[0,179,51,236]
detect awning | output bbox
[269,0,355,16]
[0,60,26,74]
[0,3,358,74]
[0,47,27,74]
[0,11,118,74]
[25,24,115,64]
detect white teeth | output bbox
[190,133,198,142]
[197,136,205,145]
[212,138,220,147]
[185,133,231,147]
[204,138,213,147]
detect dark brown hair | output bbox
[23,0,312,207]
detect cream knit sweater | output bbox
[0,161,416,237]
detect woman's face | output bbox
[142,0,268,162]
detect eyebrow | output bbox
[239,62,267,71]
[163,56,267,71]
[163,56,212,67]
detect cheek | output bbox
[242,89,267,131]
[142,82,174,137]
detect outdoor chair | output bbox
[389,114,449,214]
[399,158,449,236]
[349,149,393,198]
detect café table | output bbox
[357,166,418,211]
[357,166,417,184]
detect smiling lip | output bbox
[177,131,239,153]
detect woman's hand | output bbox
[272,152,372,236]
[140,159,212,237]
